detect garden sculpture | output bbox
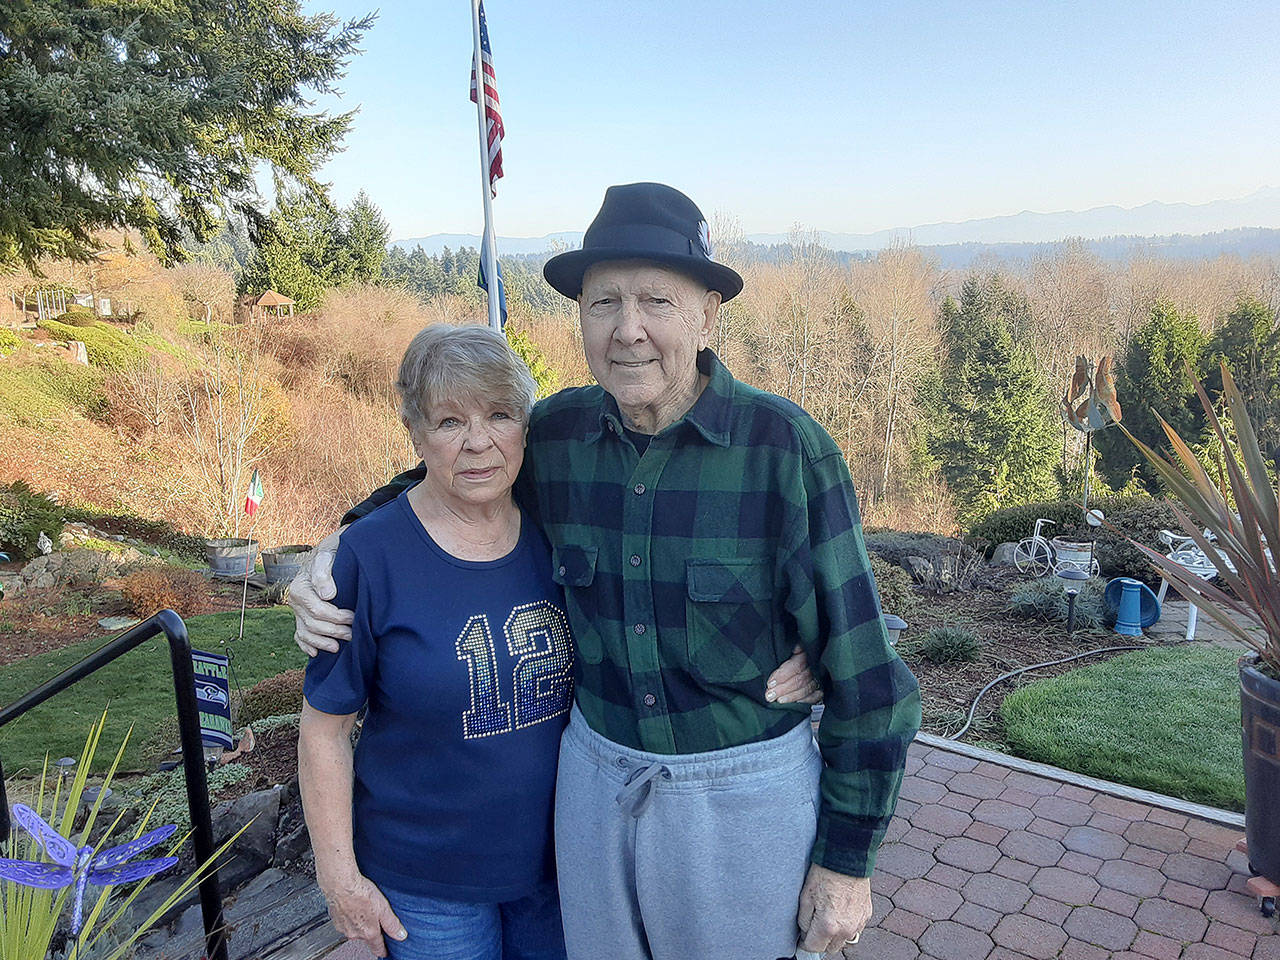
[0,803,178,935]
[1062,355,1122,526]
[1014,517,1100,578]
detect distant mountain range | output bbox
[392,187,1280,259]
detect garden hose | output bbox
[948,643,1153,742]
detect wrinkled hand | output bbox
[289,527,352,657]
[320,871,406,958]
[767,644,824,705]
[797,865,872,958]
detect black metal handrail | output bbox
[0,609,228,960]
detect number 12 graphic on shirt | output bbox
[454,600,574,739]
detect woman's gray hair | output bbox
[396,324,538,429]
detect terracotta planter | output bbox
[1241,655,1280,881]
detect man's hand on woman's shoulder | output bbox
[287,526,824,705]
[290,526,352,656]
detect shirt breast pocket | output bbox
[552,544,602,664]
[685,558,776,684]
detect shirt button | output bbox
[557,565,566,577]
[633,623,646,635]
[643,693,657,707]
[629,555,641,567]
[633,483,646,495]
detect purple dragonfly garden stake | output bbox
[0,803,178,936]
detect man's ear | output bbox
[699,289,722,348]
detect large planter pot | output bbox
[261,544,313,584]
[204,538,259,578]
[1051,538,1094,569]
[1241,655,1280,881]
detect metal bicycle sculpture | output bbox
[1013,518,1100,578]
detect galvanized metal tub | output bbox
[204,538,259,578]
[261,544,313,584]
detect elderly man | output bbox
[290,183,921,960]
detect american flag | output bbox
[470,1,504,197]
[477,236,507,328]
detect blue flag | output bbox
[477,238,507,328]
[191,650,234,750]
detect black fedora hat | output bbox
[543,183,744,302]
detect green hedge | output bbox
[55,305,99,328]
[36,317,145,369]
[970,495,1177,583]
[0,357,108,427]
[0,480,64,560]
[0,328,20,357]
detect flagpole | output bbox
[470,0,502,331]
[236,509,259,644]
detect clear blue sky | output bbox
[302,0,1280,241]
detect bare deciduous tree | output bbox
[171,262,235,323]
[178,325,281,536]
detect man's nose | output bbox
[613,298,647,343]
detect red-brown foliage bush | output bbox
[118,566,212,618]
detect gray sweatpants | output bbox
[554,705,822,960]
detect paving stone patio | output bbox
[850,739,1277,960]
[314,732,1276,960]
[312,632,1275,960]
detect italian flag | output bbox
[244,469,264,517]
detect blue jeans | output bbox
[381,881,567,960]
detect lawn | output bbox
[0,608,303,773]
[1000,645,1245,811]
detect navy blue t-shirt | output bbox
[303,488,573,902]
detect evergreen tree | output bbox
[239,192,348,311]
[0,0,372,269]
[925,277,1061,525]
[344,191,391,283]
[1203,296,1280,463]
[1095,301,1206,491]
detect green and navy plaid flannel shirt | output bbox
[344,350,921,877]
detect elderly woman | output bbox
[299,325,570,960]
[299,324,817,960]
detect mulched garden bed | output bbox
[0,578,276,666]
[897,566,1154,747]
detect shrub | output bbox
[36,316,145,369]
[118,565,212,617]
[56,305,100,327]
[127,762,251,827]
[870,553,918,615]
[0,328,20,356]
[1090,499,1180,585]
[0,480,64,559]
[919,626,982,664]
[238,668,306,726]
[865,530,967,570]
[971,495,1168,556]
[1009,576,1111,629]
[61,507,206,560]
[0,355,109,427]
[507,328,560,399]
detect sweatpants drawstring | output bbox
[615,761,672,817]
